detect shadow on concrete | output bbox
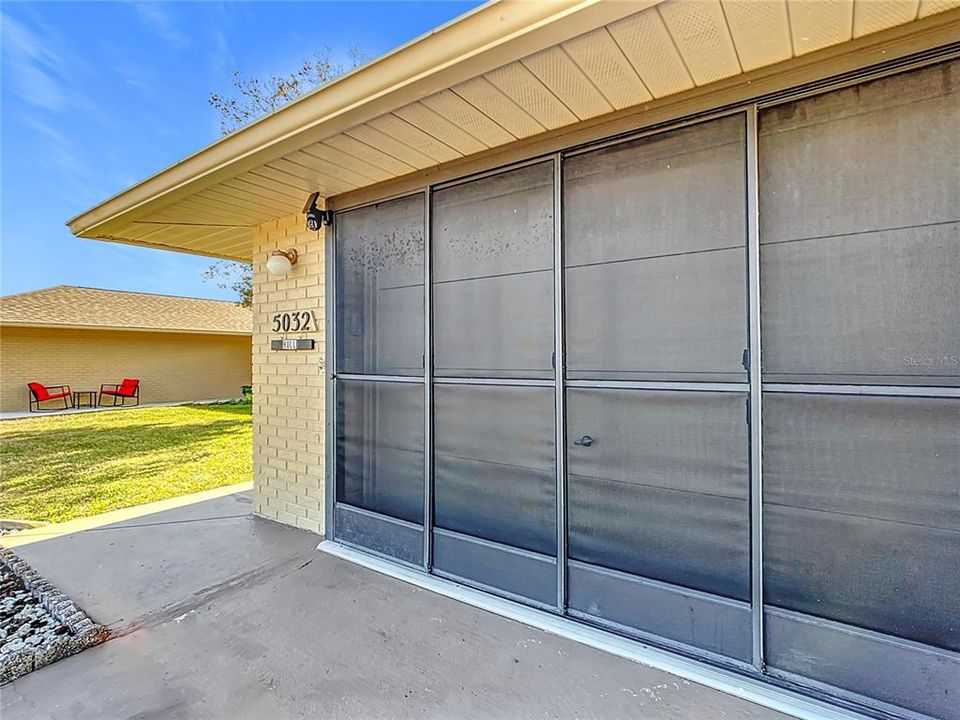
[3,492,789,720]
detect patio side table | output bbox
[73,390,97,408]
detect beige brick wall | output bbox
[0,326,251,412]
[251,212,327,535]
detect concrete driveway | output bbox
[1,491,788,719]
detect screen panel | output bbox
[433,384,556,555]
[763,392,960,652]
[334,504,424,567]
[567,388,750,601]
[565,249,746,381]
[432,162,554,379]
[759,60,960,385]
[336,379,424,524]
[433,529,558,608]
[336,194,425,376]
[564,114,747,382]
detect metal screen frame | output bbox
[553,152,567,611]
[559,110,755,665]
[325,206,336,539]
[423,191,434,569]
[324,52,959,720]
[745,105,764,671]
[428,157,561,607]
[328,190,429,564]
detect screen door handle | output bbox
[573,435,594,447]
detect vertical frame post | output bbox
[745,105,765,670]
[423,191,434,570]
[553,153,567,612]
[325,206,337,539]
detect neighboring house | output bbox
[65,3,959,719]
[0,286,251,411]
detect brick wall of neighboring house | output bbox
[0,326,251,412]
[251,212,327,535]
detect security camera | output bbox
[306,211,324,232]
[303,192,332,231]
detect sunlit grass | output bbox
[0,404,252,524]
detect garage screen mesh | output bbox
[563,114,747,382]
[763,393,960,651]
[759,60,960,386]
[759,61,960,658]
[433,384,557,555]
[431,161,555,379]
[567,388,750,601]
[336,194,425,376]
[336,379,425,524]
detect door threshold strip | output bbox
[318,540,871,720]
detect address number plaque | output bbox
[270,309,319,352]
[271,310,318,333]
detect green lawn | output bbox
[0,403,252,524]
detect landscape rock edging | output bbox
[0,546,108,684]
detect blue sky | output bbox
[1,1,481,301]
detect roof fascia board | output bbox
[0,321,251,336]
[68,0,663,239]
[90,229,254,262]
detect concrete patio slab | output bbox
[2,492,791,719]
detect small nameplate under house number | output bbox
[270,338,316,351]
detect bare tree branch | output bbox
[208,46,367,135]
[204,45,367,304]
[202,260,253,308]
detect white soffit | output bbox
[68,0,960,261]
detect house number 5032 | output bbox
[272,310,317,332]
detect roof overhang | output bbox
[0,322,251,336]
[67,0,960,262]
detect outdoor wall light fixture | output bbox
[303,191,332,232]
[266,248,298,276]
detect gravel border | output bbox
[1,546,108,684]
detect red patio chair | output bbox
[27,382,74,412]
[98,378,140,407]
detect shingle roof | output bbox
[0,286,251,335]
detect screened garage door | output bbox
[331,59,959,720]
[563,113,752,662]
[758,62,959,719]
